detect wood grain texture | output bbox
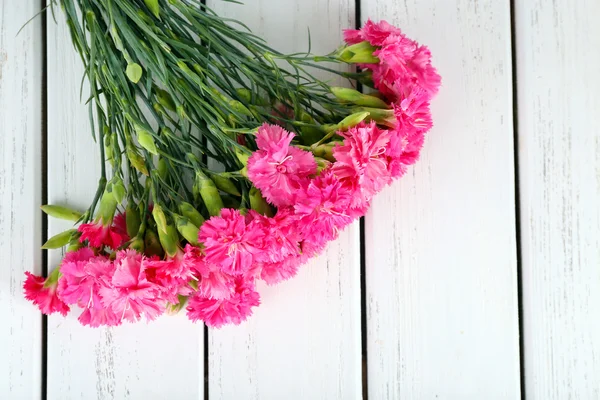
[515,1,600,398]
[362,1,521,398]
[0,2,43,398]
[206,1,362,399]
[46,10,204,400]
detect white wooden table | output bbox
[1,1,599,399]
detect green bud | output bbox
[312,142,337,162]
[155,87,176,112]
[44,268,62,287]
[179,202,205,227]
[41,205,82,222]
[110,26,124,52]
[126,204,142,238]
[144,0,160,18]
[249,187,273,217]
[360,107,395,127]
[144,229,164,258]
[229,99,252,116]
[315,157,332,173]
[98,186,118,223]
[135,125,159,155]
[152,204,168,234]
[111,177,126,204]
[175,215,200,245]
[337,41,380,64]
[236,88,252,103]
[158,224,179,258]
[195,171,224,217]
[129,236,145,253]
[210,173,241,197]
[330,87,389,109]
[335,111,370,132]
[42,229,76,250]
[157,157,169,180]
[127,146,149,176]
[126,63,143,83]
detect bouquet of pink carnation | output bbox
[25,0,440,328]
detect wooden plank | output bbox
[0,2,43,398]
[362,1,521,398]
[46,9,204,400]
[515,1,600,398]
[206,1,363,399]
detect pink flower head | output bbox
[145,250,195,304]
[184,245,235,300]
[295,167,354,245]
[344,20,441,101]
[78,220,127,250]
[23,271,70,316]
[260,255,303,286]
[186,277,260,328]
[248,124,317,207]
[57,248,121,327]
[392,85,433,135]
[247,209,301,264]
[112,212,129,239]
[332,122,393,210]
[344,19,403,46]
[99,250,165,323]
[199,209,263,276]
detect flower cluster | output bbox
[24,20,439,328]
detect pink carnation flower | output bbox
[332,122,393,210]
[78,220,127,250]
[344,20,441,101]
[186,277,260,328]
[260,255,303,286]
[248,209,301,264]
[145,250,195,304]
[295,168,354,245]
[99,250,165,323]
[185,245,235,300]
[248,124,317,207]
[57,248,121,327]
[198,209,263,276]
[23,271,70,316]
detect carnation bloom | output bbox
[332,122,393,210]
[78,220,127,250]
[112,212,129,239]
[344,19,441,101]
[295,167,354,245]
[260,255,303,286]
[247,209,301,264]
[145,250,195,304]
[99,250,165,323]
[248,124,317,207]
[198,209,263,276]
[23,270,70,316]
[186,277,260,328]
[184,245,235,300]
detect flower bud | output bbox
[126,204,142,238]
[154,87,176,112]
[337,41,380,64]
[330,87,389,109]
[111,177,126,204]
[174,214,200,246]
[195,171,224,217]
[210,173,241,197]
[249,187,273,217]
[129,236,145,253]
[144,228,164,258]
[135,124,159,155]
[359,108,395,127]
[334,111,370,132]
[312,142,337,162]
[157,157,169,180]
[42,229,76,250]
[98,186,118,223]
[127,146,149,176]
[158,224,179,258]
[166,295,188,315]
[41,205,82,222]
[152,204,168,235]
[179,202,205,227]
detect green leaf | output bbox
[40,205,82,222]
[42,229,76,250]
[144,0,160,18]
[126,63,143,83]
